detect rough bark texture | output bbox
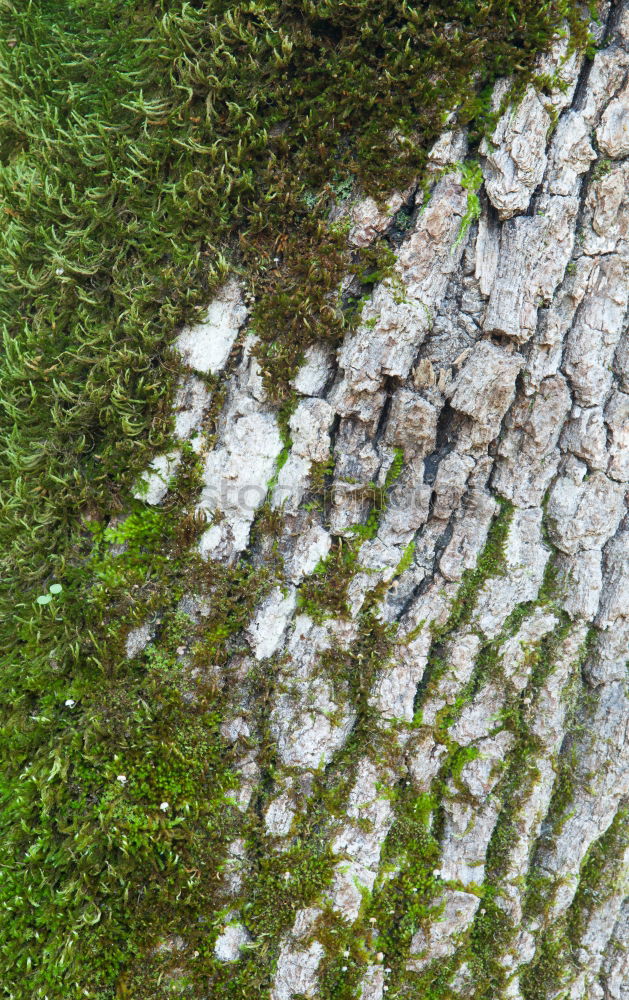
[133,5,628,997]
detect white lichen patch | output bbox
[175,279,247,374]
[133,450,181,506]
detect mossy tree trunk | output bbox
[3,3,628,999]
[123,5,628,998]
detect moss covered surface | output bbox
[0,1,600,997]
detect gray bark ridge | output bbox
[133,4,629,998]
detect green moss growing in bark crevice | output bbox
[411,497,514,723]
[297,446,406,620]
[433,497,515,641]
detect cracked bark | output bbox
[133,4,629,997]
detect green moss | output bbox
[350,447,406,542]
[1,507,271,997]
[309,454,336,497]
[569,808,628,949]
[296,537,359,620]
[467,896,513,998]
[433,498,514,642]
[519,915,572,1000]
[466,611,584,942]
[297,447,406,618]
[1,634,241,997]
[395,538,417,578]
[368,787,444,985]
[265,394,296,494]
[454,160,483,248]
[410,498,514,725]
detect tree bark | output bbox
[134,4,629,997]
